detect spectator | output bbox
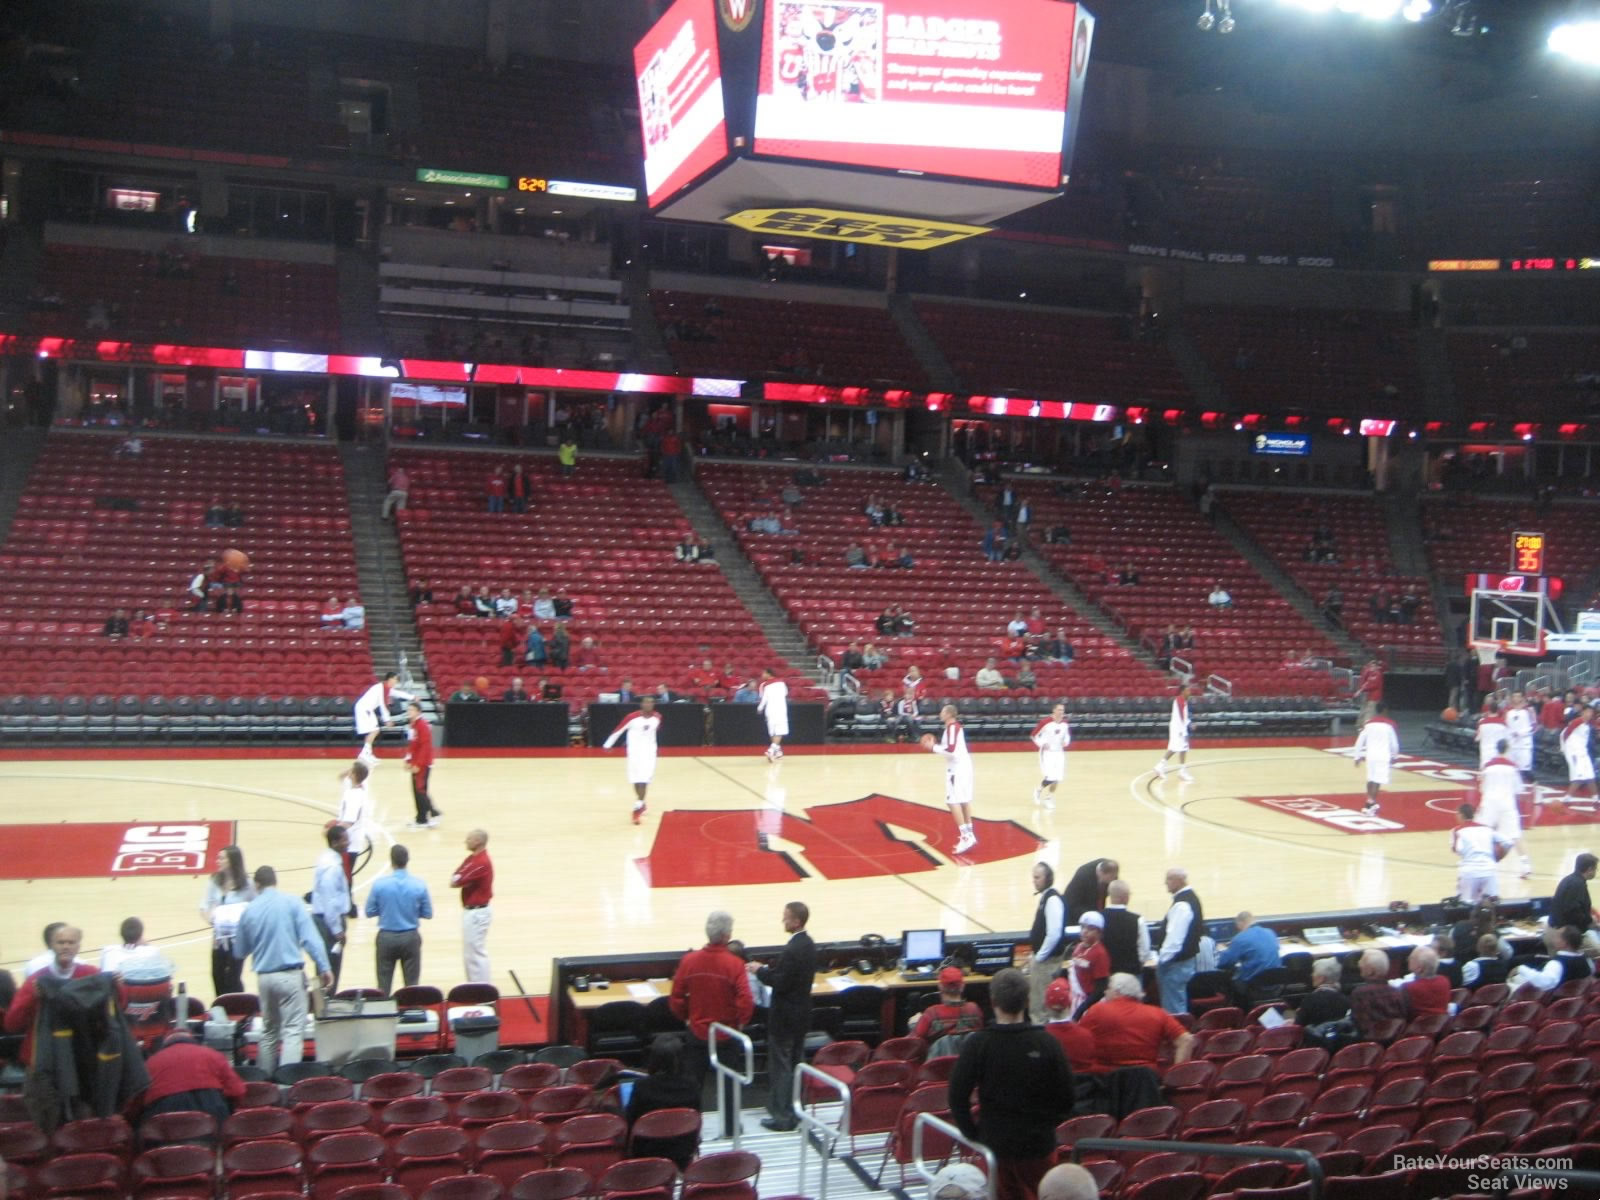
[502,677,531,702]
[449,680,484,703]
[558,436,578,476]
[890,544,915,568]
[1217,912,1282,1003]
[472,586,495,618]
[129,608,153,638]
[948,967,1074,1200]
[492,589,517,618]
[1041,629,1075,664]
[103,608,130,638]
[498,617,523,667]
[862,641,888,669]
[1007,610,1029,638]
[913,965,985,1050]
[1177,626,1196,650]
[382,464,410,518]
[486,467,507,513]
[1038,1165,1099,1200]
[574,636,599,670]
[1392,945,1450,1014]
[1078,972,1196,1071]
[624,1036,702,1169]
[982,521,1007,563]
[1462,933,1510,989]
[845,541,869,568]
[549,623,570,669]
[903,664,926,696]
[976,658,1007,690]
[204,496,228,527]
[134,1031,245,1134]
[409,579,433,607]
[99,917,173,980]
[668,910,754,1138]
[732,677,758,703]
[1322,587,1344,628]
[1067,912,1111,1016]
[840,643,866,672]
[894,607,915,637]
[452,586,475,616]
[1155,867,1203,1015]
[1292,957,1353,1028]
[1350,948,1407,1037]
[341,597,365,631]
[1207,581,1233,609]
[553,587,574,620]
[1040,978,1099,1074]
[509,462,528,514]
[675,537,702,563]
[532,588,557,621]
[1046,523,1071,545]
[524,624,548,667]
[1014,661,1037,690]
[1117,563,1140,586]
[889,687,922,742]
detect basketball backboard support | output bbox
[1470,586,1559,657]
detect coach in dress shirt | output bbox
[365,844,433,995]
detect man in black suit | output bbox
[752,900,817,1131]
[1062,858,1120,925]
[1554,853,1599,946]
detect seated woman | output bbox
[894,608,915,637]
[875,606,898,637]
[320,595,345,629]
[862,642,888,669]
[625,1036,701,1169]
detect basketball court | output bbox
[4,735,1594,997]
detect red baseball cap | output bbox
[938,966,965,987]
[1045,978,1073,1011]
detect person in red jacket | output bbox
[4,925,111,1065]
[404,701,440,828]
[669,910,754,1136]
[134,1031,246,1132]
[1396,945,1451,1016]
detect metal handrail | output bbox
[1076,1138,1323,1198]
[1206,672,1232,696]
[911,1113,996,1200]
[794,1062,851,1200]
[1170,655,1193,679]
[707,1022,754,1148]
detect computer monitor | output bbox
[902,929,946,970]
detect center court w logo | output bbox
[719,0,758,32]
[636,793,1042,887]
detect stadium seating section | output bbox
[1419,167,1594,259]
[31,244,340,350]
[0,432,371,710]
[1185,307,1419,418]
[651,292,930,389]
[694,463,1170,703]
[1139,149,1351,258]
[1422,495,1600,620]
[392,450,808,709]
[992,479,1344,698]
[1448,333,1600,422]
[911,301,1192,406]
[1220,491,1445,667]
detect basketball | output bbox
[920,733,936,748]
[1441,707,1459,722]
[221,548,250,572]
[475,676,491,694]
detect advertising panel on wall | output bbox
[636,0,729,207]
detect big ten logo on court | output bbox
[1258,797,1401,833]
[638,793,1042,887]
[113,824,215,874]
[1322,745,1479,783]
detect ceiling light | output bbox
[1550,18,1600,65]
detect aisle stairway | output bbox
[0,427,47,547]
[670,473,828,687]
[338,442,439,726]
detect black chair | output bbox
[641,996,686,1039]
[409,1053,468,1079]
[234,1064,271,1083]
[533,1044,588,1072]
[274,1060,335,1085]
[338,1058,402,1086]
[836,985,888,1045]
[472,1049,528,1078]
[585,1002,648,1063]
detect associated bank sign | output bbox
[1251,432,1311,457]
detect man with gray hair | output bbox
[1078,973,1195,1071]
[669,910,754,1137]
[1038,1163,1100,1200]
[1154,868,1203,1015]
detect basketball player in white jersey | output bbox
[1563,703,1595,801]
[1353,701,1400,816]
[926,704,977,853]
[1453,802,1506,904]
[1504,692,1536,779]
[1476,702,1509,769]
[1030,703,1071,808]
[758,667,790,761]
[1478,737,1531,879]
[1154,683,1195,782]
[602,695,662,824]
[353,671,413,766]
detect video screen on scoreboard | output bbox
[753,0,1083,188]
[635,0,729,208]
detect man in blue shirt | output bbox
[365,844,433,995]
[233,865,333,1073]
[310,826,351,990]
[1217,912,1281,1003]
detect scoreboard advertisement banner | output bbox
[636,0,729,207]
[752,0,1084,188]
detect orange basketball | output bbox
[1441,707,1460,722]
[221,548,250,572]
[920,733,936,749]
[475,676,491,694]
